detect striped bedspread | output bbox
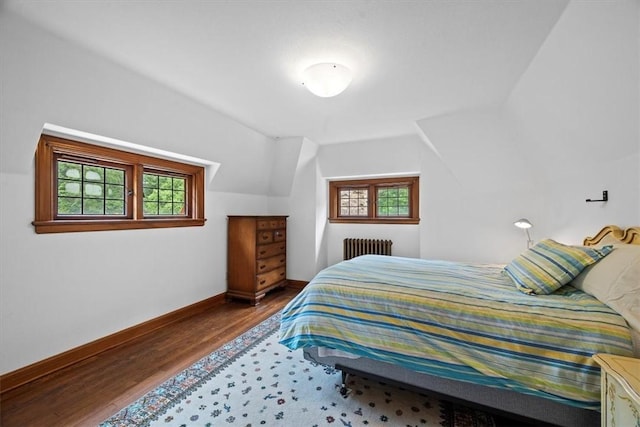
[279,255,633,410]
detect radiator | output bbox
[343,238,393,260]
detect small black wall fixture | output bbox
[586,190,608,203]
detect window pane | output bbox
[58,181,81,196]
[144,201,158,215]
[106,168,124,185]
[159,189,173,202]
[58,197,81,215]
[56,159,126,217]
[143,187,158,201]
[159,202,173,215]
[59,161,81,181]
[84,183,103,198]
[106,184,124,200]
[143,172,187,217]
[143,174,158,187]
[84,166,103,182]
[173,179,185,191]
[339,188,368,217]
[173,191,185,203]
[83,198,104,215]
[377,185,410,217]
[106,200,125,215]
[159,176,172,189]
[173,203,185,215]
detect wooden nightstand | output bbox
[593,353,640,427]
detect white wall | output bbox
[416,108,546,263]
[504,0,639,242]
[285,0,639,273]
[416,0,638,258]
[270,137,324,281]
[318,136,423,266]
[0,12,274,374]
[0,12,275,194]
[1,0,638,377]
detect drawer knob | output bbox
[260,280,266,285]
[260,265,266,270]
[280,272,285,276]
[259,250,266,255]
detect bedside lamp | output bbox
[514,218,534,249]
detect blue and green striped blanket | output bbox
[279,255,633,410]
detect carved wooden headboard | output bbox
[583,225,640,246]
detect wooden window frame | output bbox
[33,134,206,234]
[329,176,420,224]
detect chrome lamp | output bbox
[514,218,534,249]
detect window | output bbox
[329,176,419,224]
[34,134,205,233]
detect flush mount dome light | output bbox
[301,63,352,97]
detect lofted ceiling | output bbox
[3,0,569,144]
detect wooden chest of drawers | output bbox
[227,215,287,305]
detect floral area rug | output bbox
[100,312,495,427]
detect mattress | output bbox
[278,255,633,410]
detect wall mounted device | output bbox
[585,190,608,203]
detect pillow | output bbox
[504,239,613,295]
[571,244,640,333]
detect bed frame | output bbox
[303,225,640,427]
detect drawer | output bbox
[256,266,286,290]
[604,372,640,427]
[256,241,286,259]
[273,229,286,242]
[257,254,286,273]
[257,219,271,230]
[257,231,273,244]
[270,219,286,229]
[257,218,287,230]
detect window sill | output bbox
[32,218,206,234]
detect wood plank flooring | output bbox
[0,287,297,427]
[0,286,539,427]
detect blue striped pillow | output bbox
[504,239,613,295]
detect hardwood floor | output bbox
[0,286,542,427]
[0,287,298,427]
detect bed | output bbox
[279,225,640,427]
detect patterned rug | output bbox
[100,312,495,427]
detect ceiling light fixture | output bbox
[301,63,352,98]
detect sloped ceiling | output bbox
[3,0,568,145]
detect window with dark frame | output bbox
[56,158,129,217]
[142,171,188,217]
[329,176,420,224]
[34,134,206,233]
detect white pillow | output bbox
[571,245,640,332]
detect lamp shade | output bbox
[514,218,533,229]
[302,63,352,97]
